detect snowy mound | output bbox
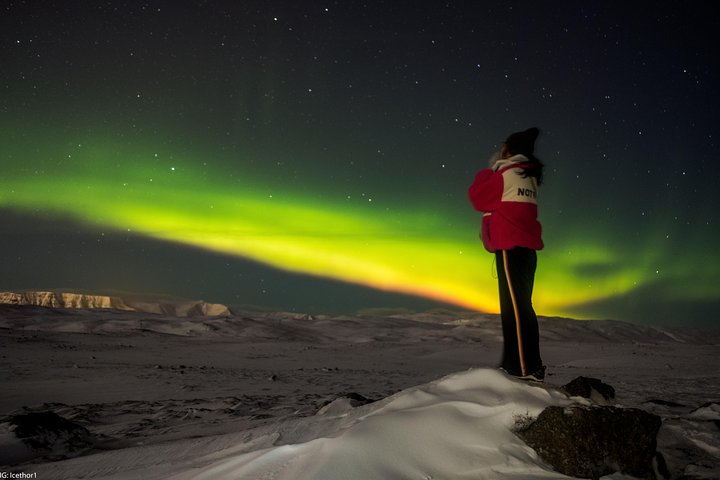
[0,290,231,317]
[34,369,574,479]
[194,369,571,480]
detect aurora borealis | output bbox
[2,1,718,326]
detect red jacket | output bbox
[468,155,543,252]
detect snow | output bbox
[170,369,572,480]
[1,301,719,479]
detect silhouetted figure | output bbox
[468,127,545,381]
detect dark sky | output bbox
[1,1,718,326]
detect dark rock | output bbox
[10,411,93,452]
[645,398,686,408]
[344,392,376,407]
[3,411,95,464]
[516,405,662,480]
[562,376,615,402]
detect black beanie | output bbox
[505,127,540,156]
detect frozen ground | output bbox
[1,304,719,479]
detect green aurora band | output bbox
[1,134,717,321]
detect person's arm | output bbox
[468,169,502,212]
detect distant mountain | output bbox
[0,290,232,317]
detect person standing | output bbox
[468,127,546,381]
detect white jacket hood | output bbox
[491,154,529,172]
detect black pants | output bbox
[495,247,542,376]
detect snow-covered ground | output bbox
[1,304,719,479]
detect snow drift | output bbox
[16,369,585,480]
[169,368,575,480]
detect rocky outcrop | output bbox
[561,376,616,404]
[0,291,132,311]
[516,377,664,480]
[0,291,232,317]
[1,411,96,464]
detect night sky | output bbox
[1,1,718,326]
